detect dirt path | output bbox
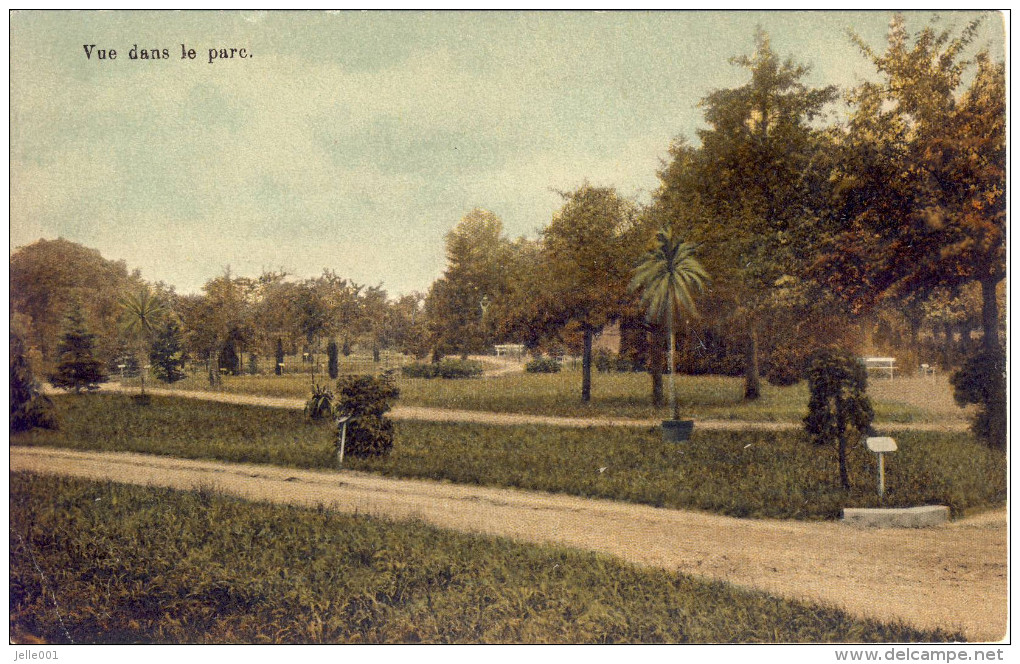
[469,354,525,377]
[11,446,1006,642]
[67,384,969,433]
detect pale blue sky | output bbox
[10,10,1005,296]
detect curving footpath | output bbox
[10,445,1006,642]
[62,383,969,433]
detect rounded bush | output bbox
[525,357,561,373]
[765,348,804,386]
[334,373,400,458]
[951,350,1006,450]
[401,359,481,379]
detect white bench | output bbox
[860,357,896,379]
[494,344,525,357]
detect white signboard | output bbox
[866,437,897,453]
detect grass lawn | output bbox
[15,394,1005,520]
[151,364,933,423]
[10,472,962,643]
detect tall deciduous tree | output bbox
[664,32,837,399]
[426,209,513,358]
[817,15,1004,354]
[359,285,389,362]
[540,185,636,402]
[182,267,256,384]
[10,238,141,366]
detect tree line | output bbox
[427,20,1004,405]
[11,17,1005,419]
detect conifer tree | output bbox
[49,303,107,393]
[10,329,57,432]
[149,319,187,384]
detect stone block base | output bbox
[842,505,950,528]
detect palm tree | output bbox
[629,226,710,420]
[119,289,167,398]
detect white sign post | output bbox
[335,414,353,467]
[866,436,897,499]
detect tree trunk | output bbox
[907,318,920,351]
[981,276,1002,355]
[581,327,593,403]
[668,311,679,420]
[648,323,665,407]
[957,322,970,358]
[138,341,147,396]
[941,322,953,368]
[744,323,761,401]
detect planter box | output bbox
[662,419,694,442]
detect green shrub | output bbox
[614,354,636,372]
[401,362,439,379]
[594,349,613,373]
[525,356,562,373]
[334,374,400,457]
[402,359,482,380]
[595,351,637,373]
[304,384,334,421]
[804,349,874,490]
[951,350,1006,450]
[765,348,804,387]
[436,358,482,379]
[10,330,57,433]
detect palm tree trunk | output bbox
[138,341,146,396]
[668,300,678,420]
[581,327,593,403]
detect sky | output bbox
[10,10,1006,297]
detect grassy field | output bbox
[145,364,933,423]
[14,394,1005,520]
[10,472,963,644]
